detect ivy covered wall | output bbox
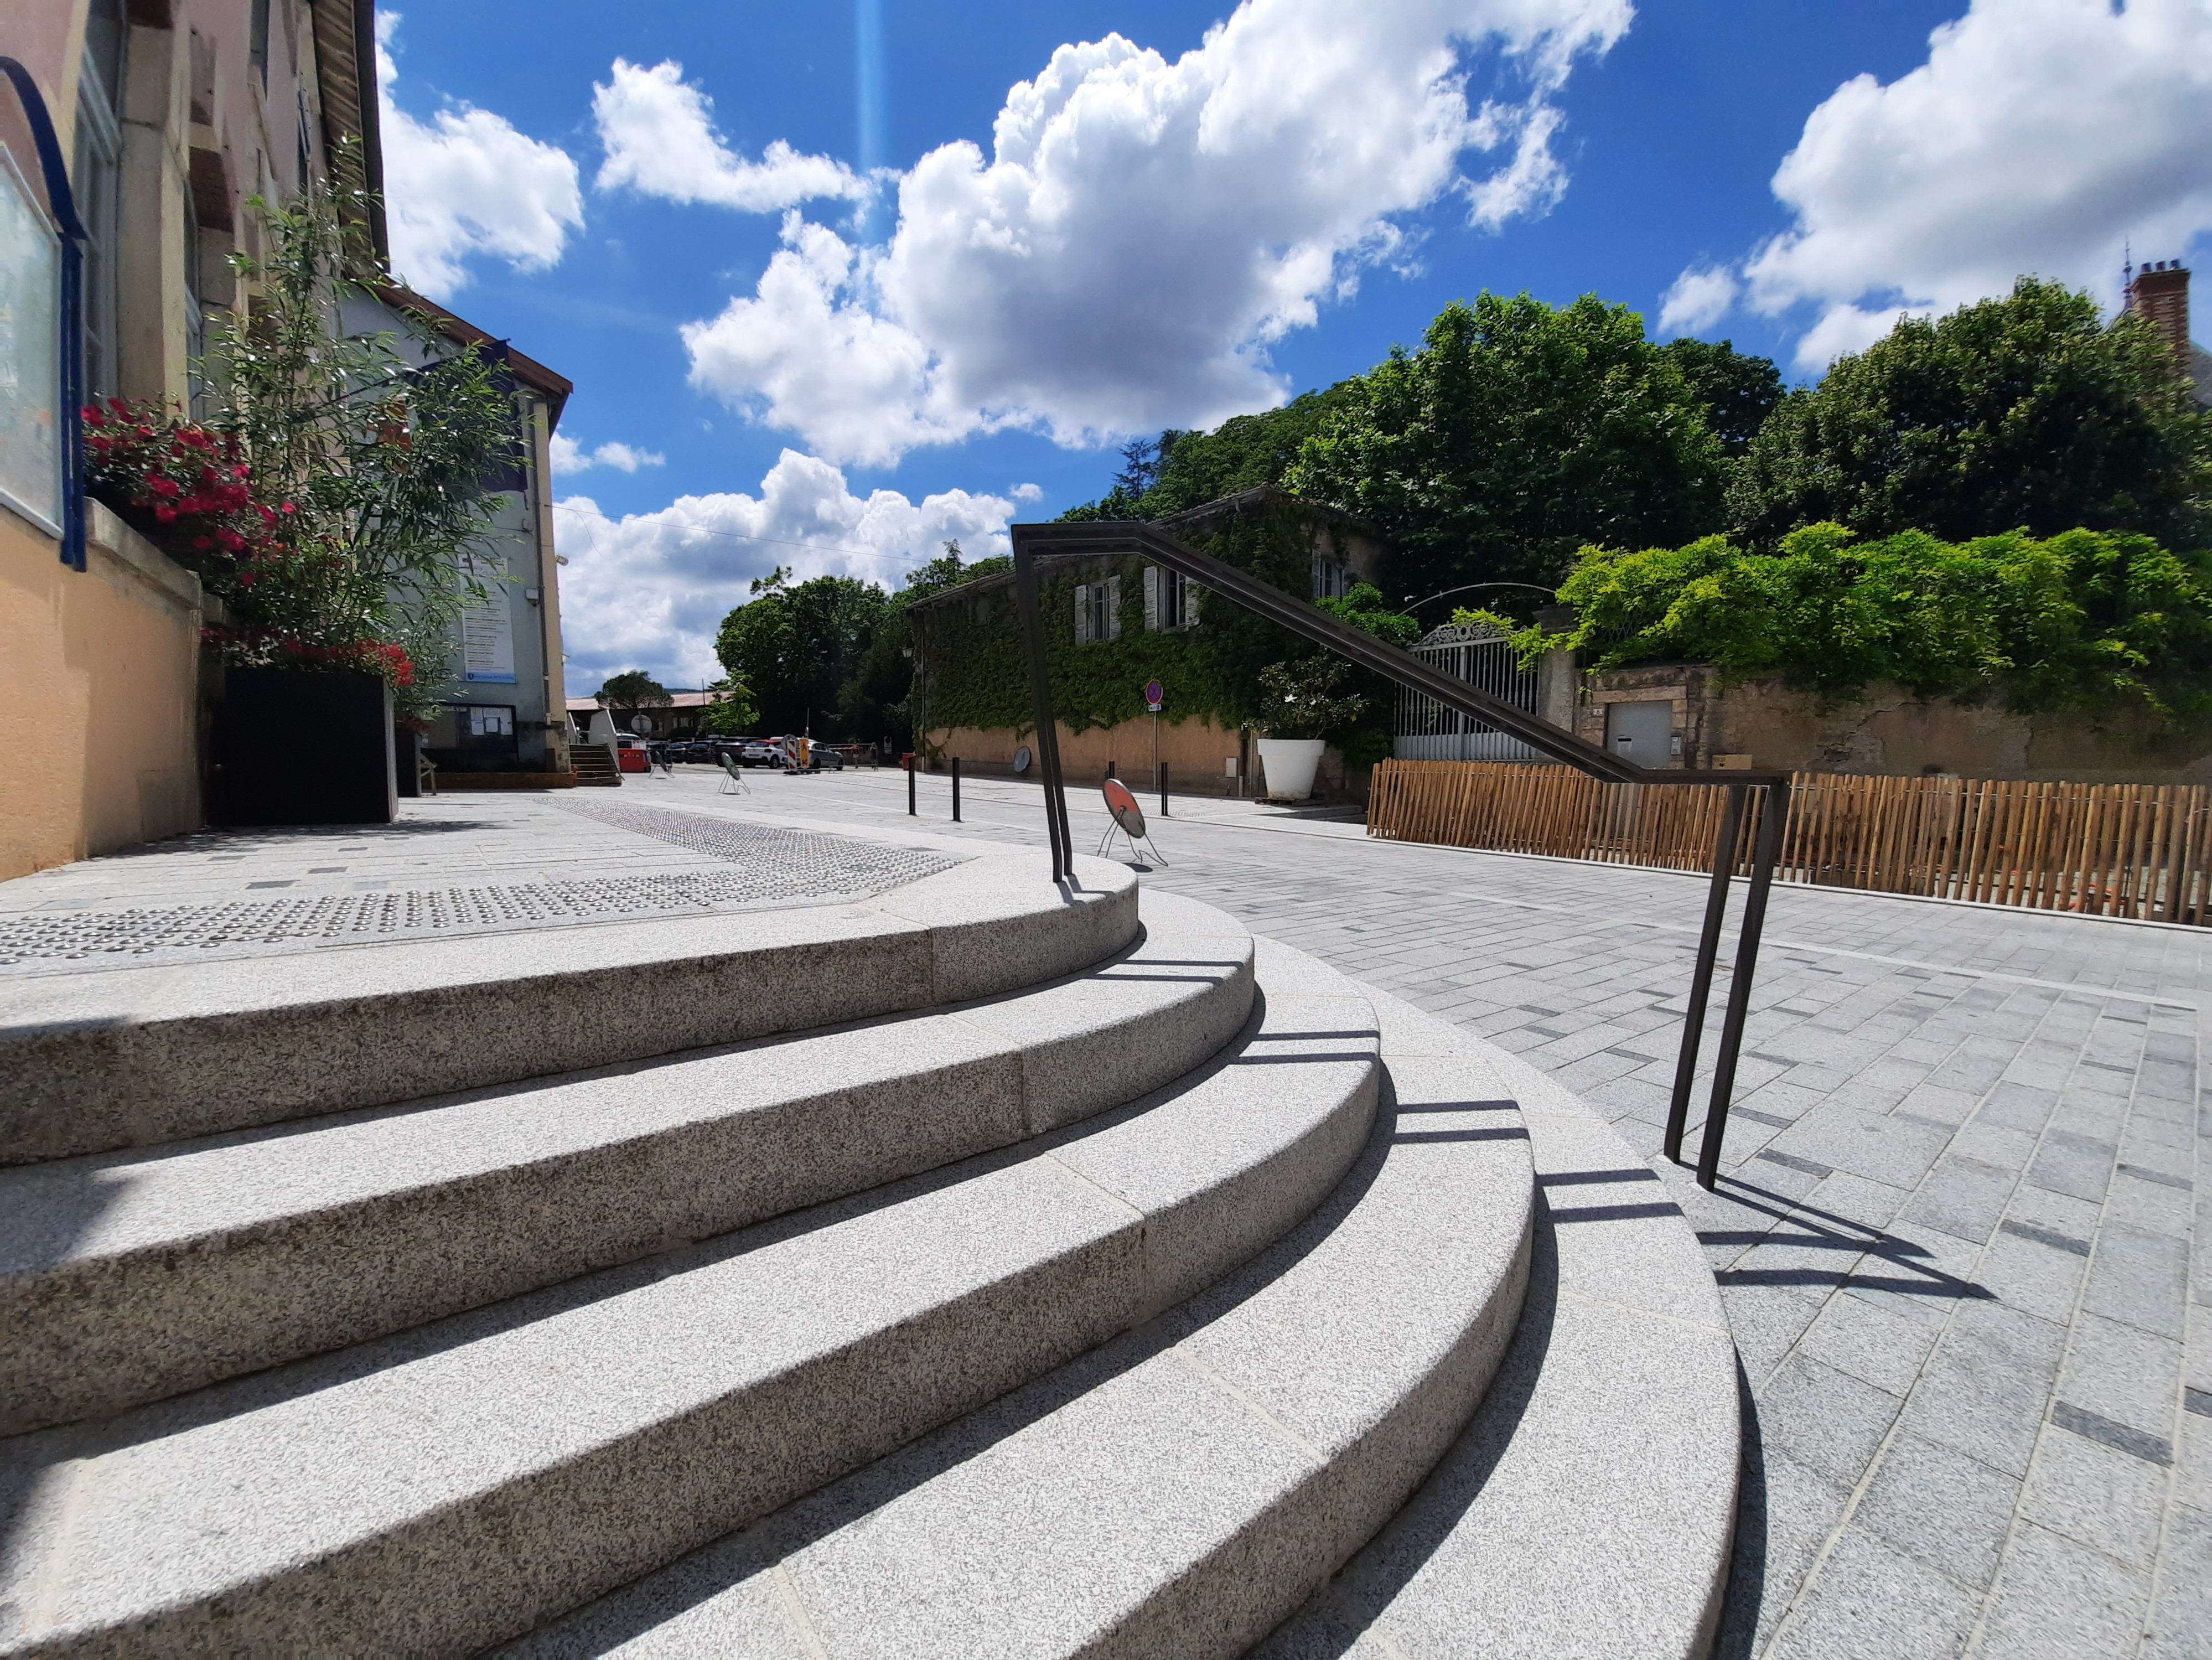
[913,499,1401,753]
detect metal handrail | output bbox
[1009,519,1789,1190]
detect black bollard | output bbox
[906,754,916,815]
[951,757,961,821]
[1158,762,1168,819]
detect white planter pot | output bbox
[1257,737,1325,801]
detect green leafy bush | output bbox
[1495,523,2212,728]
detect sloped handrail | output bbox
[1010,519,1788,1189]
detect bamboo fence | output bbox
[1365,759,2212,924]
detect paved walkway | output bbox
[3,766,2203,1658]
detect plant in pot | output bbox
[84,179,519,825]
[1253,656,1366,801]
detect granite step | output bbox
[0,851,1137,1166]
[0,893,1255,1434]
[0,939,1379,1657]
[1255,1002,1740,1660]
[500,973,1543,1659]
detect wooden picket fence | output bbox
[1365,759,2212,924]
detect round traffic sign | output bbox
[1144,679,1163,710]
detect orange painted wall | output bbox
[1,502,205,879]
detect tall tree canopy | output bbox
[714,568,893,739]
[593,671,671,710]
[1730,278,2211,552]
[1062,384,1365,523]
[1284,294,1727,605]
[1659,337,1784,457]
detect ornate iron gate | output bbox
[1394,622,1540,761]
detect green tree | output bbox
[1511,522,2212,729]
[1659,337,1784,457]
[697,680,758,735]
[593,671,672,729]
[715,567,894,737]
[1060,384,1366,523]
[1286,294,1727,607]
[1730,278,2211,551]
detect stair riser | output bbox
[1,939,1256,1432]
[0,1035,1379,1655]
[1,861,1138,1166]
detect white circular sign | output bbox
[1013,745,1033,773]
[629,715,652,735]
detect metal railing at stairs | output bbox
[1010,520,1790,1191]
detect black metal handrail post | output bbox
[1695,778,1790,1188]
[1010,521,1793,1187]
[951,757,961,822]
[1664,784,1748,1162]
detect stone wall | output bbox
[1577,661,2212,782]
[930,713,1355,799]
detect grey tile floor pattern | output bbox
[656,764,2207,1660]
[1,764,2202,1657]
[0,798,961,970]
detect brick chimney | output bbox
[2128,260,2192,361]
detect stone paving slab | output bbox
[677,764,2207,1660]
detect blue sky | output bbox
[371,0,2212,689]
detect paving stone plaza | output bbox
[1,766,2203,1658]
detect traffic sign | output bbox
[1144,679,1163,712]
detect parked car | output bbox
[613,735,651,774]
[737,738,779,767]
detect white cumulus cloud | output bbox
[592,59,869,212]
[1738,0,2212,369]
[552,450,1017,689]
[376,14,585,301]
[1656,264,1739,337]
[552,434,667,474]
[679,0,1631,466]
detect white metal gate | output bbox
[1393,621,1541,762]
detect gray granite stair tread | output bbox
[0,892,1255,1433]
[0,852,1139,1165]
[0,939,1377,1658]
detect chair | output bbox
[718,753,750,795]
[418,751,438,797]
[1096,777,1167,865]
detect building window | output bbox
[1074,576,1121,643]
[1312,554,1350,601]
[73,1,125,399]
[1143,565,1192,631]
[250,0,271,86]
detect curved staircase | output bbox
[0,848,1738,1658]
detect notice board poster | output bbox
[462,593,516,683]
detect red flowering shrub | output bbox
[86,397,413,693]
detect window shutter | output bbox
[1105,575,1122,640]
[1074,584,1090,643]
[1143,566,1159,632]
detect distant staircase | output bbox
[0,850,1737,1658]
[571,742,621,787]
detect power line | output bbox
[547,499,955,568]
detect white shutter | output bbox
[1105,575,1122,640]
[1074,583,1090,642]
[1143,566,1159,632]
